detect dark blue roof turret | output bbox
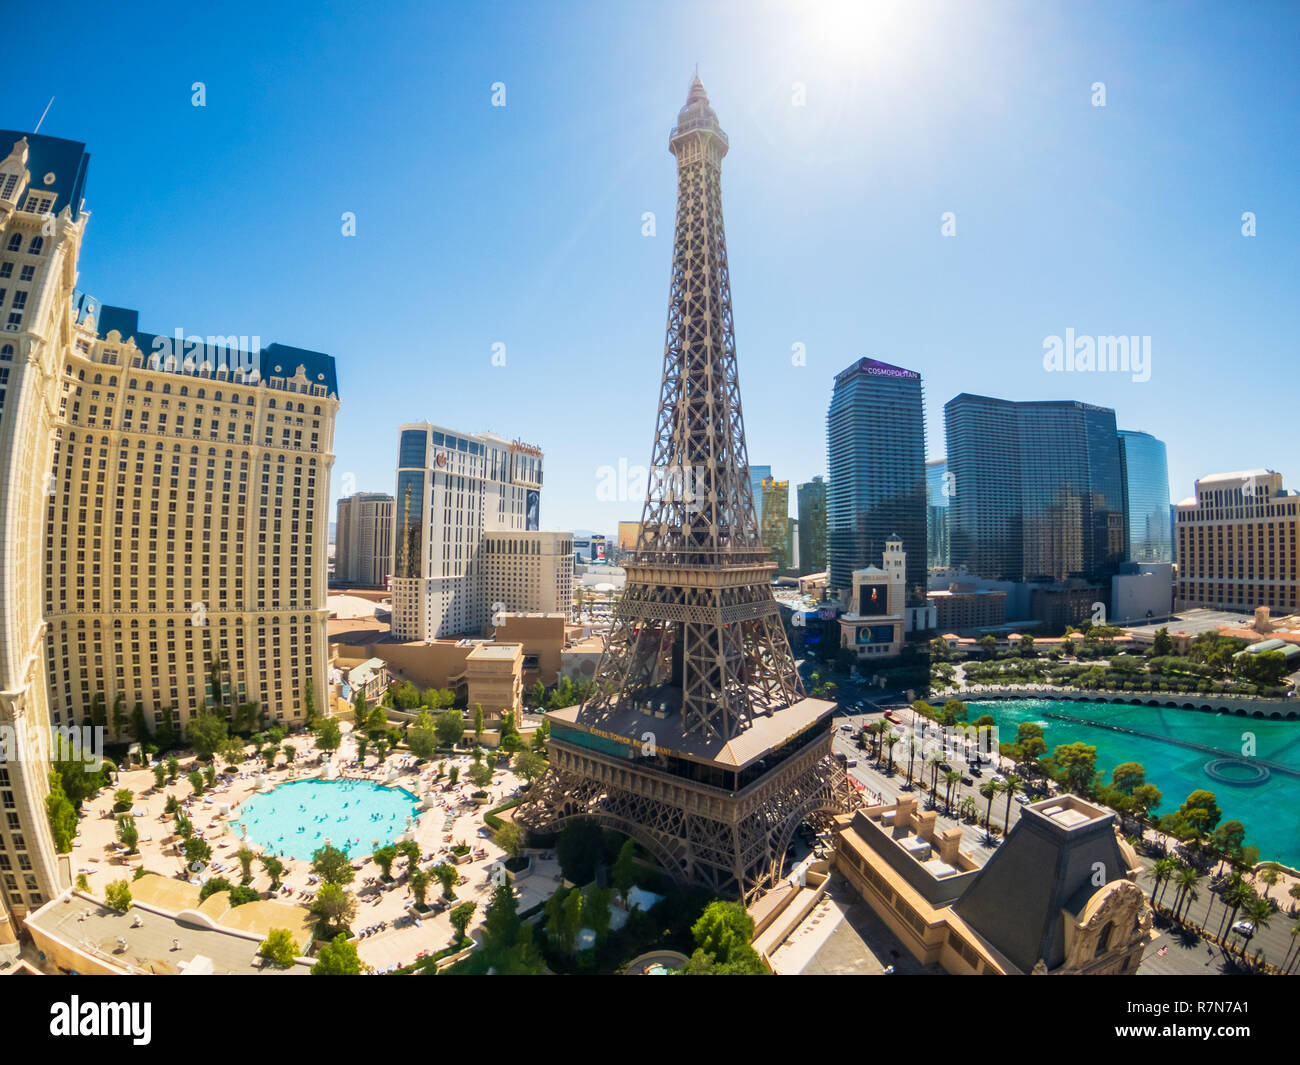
[0,130,90,221]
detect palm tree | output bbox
[1284,918,1300,974]
[884,731,900,775]
[927,756,944,803]
[904,738,918,788]
[1258,863,1281,902]
[1001,773,1021,832]
[980,780,997,833]
[943,770,962,813]
[1289,882,1300,916]
[1174,864,1201,922]
[1237,896,1273,964]
[1219,875,1254,938]
[1151,857,1177,907]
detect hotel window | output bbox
[5,234,18,251]
[0,263,9,278]
[19,265,33,282]
[27,236,43,255]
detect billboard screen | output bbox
[859,583,889,616]
[592,535,606,562]
[526,490,540,531]
[855,624,895,646]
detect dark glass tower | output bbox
[925,458,950,570]
[1118,430,1172,563]
[944,395,1125,583]
[797,476,828,575]
[826,358,926,604]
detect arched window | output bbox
[28,235,43,254]
[5,234,19,251]
[0,344,13,361]
[1095,921,1113,956]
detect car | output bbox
[844,758,858,768]
[1231,920,1255,937]
[1015,793,1031,804]
[938,762,952,772]
[991,774,1007,785]
[960,775,973,786]
[969,765,982,777]
[840,724,854,731]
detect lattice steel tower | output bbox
[518,77,854,902]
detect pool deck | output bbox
[71,725,541,973]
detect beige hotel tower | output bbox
[0,130,338,929]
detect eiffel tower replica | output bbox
[518,76,854,902]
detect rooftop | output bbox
[547,694,834,771]
[25,890,313,976]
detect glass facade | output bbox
[748,464,772,528]
[944,394,1125,583]
[796,476,827,575]
[393,429,428,578]
[826,358,927,604]
[1118,430,1172,563]
[926,458,950,570]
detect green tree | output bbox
[469,762,493,789]
[311,844,355,886]
[586,886,613,943]
[691,900,755,962]
[473,703,484,739]
[312,933,364,974]
[235,846,256,884]
[183,837,212,866]
[1052,742,1099,796]
[258,928,300,968]
[166,755,180,781]
[310,883,356,938]
[104,880,132,913]
[260,855,285,890]
[612,838,637,903]
[188,771,205,797]
[151,763,167,789]
[407,710,438,761]
[450,901,477,942]
[188,709,229,761]
[1151,626,1174,657]
[556,820,604,885]
[1111,762,1146,795]
[44,769,78,853]
[1131,783,1163,822]
[313,716,342,756]
[1174,789,1223,839]
[432,863,457,900]
[448,765,460,786]
[116,815,139,854]
[435,709,465,748]
[494,821,524,861]
[409,867,432,909]
[372,844,398,880]
[514,749,547,787]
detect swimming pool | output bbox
[968,698,1300,868]
[232,778,421,862]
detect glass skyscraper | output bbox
[797,475,828,575]
[1118,430,1172,563]
[925,458,950,570]
[944,394,1125,583]
[826,358,927,604]
[748,463,772,528]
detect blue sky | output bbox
[8,0,1298,534]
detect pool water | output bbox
[232,778,420,862]
[969,699,1300,868]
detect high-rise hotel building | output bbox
[390,423,572,640]
[0,130,337,923]
[944,394,1125,584]
[45,305,337,736]
[826,358,927,611]
[335,492,394,587]
[1175,469,1299,613]
[0,132,90,920]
